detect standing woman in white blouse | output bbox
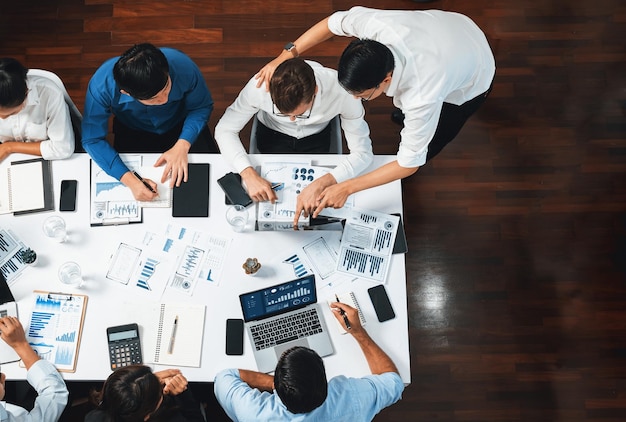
[0,58,74,162]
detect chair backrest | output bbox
[27,69,82,146]
[249,113,342,154]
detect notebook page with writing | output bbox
[328,291,367,334]
[136,166,172,208]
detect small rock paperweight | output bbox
[20,247,38,266]
[242,257,261,275]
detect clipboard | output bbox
[24,290,88,372]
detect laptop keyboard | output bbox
[250,308,322,351]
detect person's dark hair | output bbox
[274,346,328,414]
[269,58,316,114]
[338,39,395,93]
[0,58,28,108]
[95,365,163,421]
[113,43,169,100]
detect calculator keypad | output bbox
[109,340,142,369]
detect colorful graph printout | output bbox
[26,291,88,372]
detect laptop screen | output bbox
[239,275,316,322]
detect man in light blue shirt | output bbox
[0,316,68,421]
[214,302,404,421]
[82,43,214,201]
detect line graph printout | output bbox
[25,291,87,372]
[162,224,231,294]
[90,155,142,225]
[336,208,399,283]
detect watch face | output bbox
[285,42,295,51]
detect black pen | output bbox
[133,171,157,194]
[335,294,351,330]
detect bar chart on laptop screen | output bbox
[266,286,311,305]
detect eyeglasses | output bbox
[272,95,315,119]
[360,84,380,102]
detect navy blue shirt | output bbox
[82,47,213,179]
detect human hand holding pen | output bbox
[330,302,362,333]
[121,171,158,201]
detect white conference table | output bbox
[0,153,410,384]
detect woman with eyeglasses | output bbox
[85,365,205,422]
[0,58,74,162]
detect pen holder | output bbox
[242,258,261,276]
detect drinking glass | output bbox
[58,261,84,287]
[226,205,249,232]
[42,216,67,242]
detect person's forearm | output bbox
[351,329,398,375]
[238,369,274,392]
[291,17,334,55]
[13,341,40,370]
[342,161,418,197]
[1,141,42,157]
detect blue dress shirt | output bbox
[214,368,404,422]
[0,359,68,421]
[82,47,213,180]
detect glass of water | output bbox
[58,261,84,287]
[226,204,249,233]
[42,216,67,242]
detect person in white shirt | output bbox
[257,7,496,226]
[0,316,68,422]
[0,58,74,162]
[215,58,372,210]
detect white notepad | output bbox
[141,303,206,367]
[0,159,49,214]
[328,291,367,334]
[136,166,173,208]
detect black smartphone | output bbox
[217,172,253,207]
[225,318,244,355]
[59,180,77,211]
[368,285,396,322]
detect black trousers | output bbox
[112,118,218,153]
[255,120,332,154]
[425,82,493,162]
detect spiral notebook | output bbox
[0,158,53,215]
[142,303,206,367]
[328,291,367,334]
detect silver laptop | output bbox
[239,274,334,373]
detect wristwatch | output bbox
[284,42,299,58]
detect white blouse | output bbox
[0,74,74,160]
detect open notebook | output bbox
[0,158,53,215]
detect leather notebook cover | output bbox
[172,163,210,217]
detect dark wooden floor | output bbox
[2,0,626,420]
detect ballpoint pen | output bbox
[167,316,178,354]
[335,294,351,330]
[133,171,157,194]
[271,183,284,190]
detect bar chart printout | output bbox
[26,291,88,372]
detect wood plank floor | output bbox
[2,0,626,420]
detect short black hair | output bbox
[274,346,328,414]
[269,58,316,114]
[338,39,395,93]
[113,43,169,100]
[0,58,28,108]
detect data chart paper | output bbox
[336,208,399,283]
[25,291,88,372]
